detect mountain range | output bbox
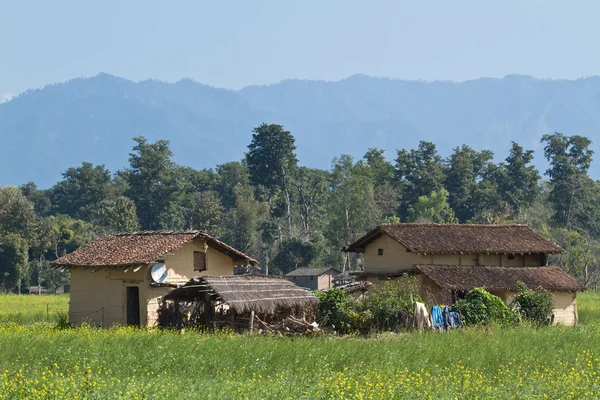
[2,73,600,187]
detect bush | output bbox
[316,276,421,334]
[511,282,554,325]
[54,311,72,330]
[453,288,518,326]
[315,288,351,333]
[358,277,421,332]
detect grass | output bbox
[0,294,69,325]
[0,292,599,399]
[577,290,600,325]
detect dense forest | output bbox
[1,124,599,293]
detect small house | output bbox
[344,223,584,326]
[51,230,258,327]
[285,267,341,290]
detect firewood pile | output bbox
[254,316,321,335]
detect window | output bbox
[378,248,384,256]
[193,251,206,271]
[508,254,515,260]
[310,276,314,281]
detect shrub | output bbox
[358,277,421,332]
[316,276,421,334]
[453,288,518,326]
[315,288,351,333]
[511,281,554,325]
[55,311,72,330]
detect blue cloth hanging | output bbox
[431,306,443,328]
[449,311,463,328]
[442,305,450,328]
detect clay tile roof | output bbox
[415,265,585,292]
[51,230,258,268]
[285,267,341,277]
[344,224,562,254]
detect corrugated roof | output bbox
[164,275,318,314]
[345,224,562,254]
[285,267,341,277]
[51,230,258,268]
[415,265,584,292]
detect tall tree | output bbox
[364,148,394,186]
[245,123,298,232]
[293,167,329,235]
[541,132,594,228]
[125,137,183,230]
[395,141,445,218]
[50,162,112,220]
[444,145,495,222]
[407,189,458,224]
[494,142,541,214]
[327,155,380,269]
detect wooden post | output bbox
[248,310,255,335]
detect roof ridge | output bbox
[380,223,530,228]
[113,230,204,236]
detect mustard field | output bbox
[0,292,599,399]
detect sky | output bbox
[1,0,599,99]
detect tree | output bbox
[125,137,184,230]
[186,191,224,237]
[92,196,140,233]
[541,132,594,228]
[364,148,394,186]
[0,234,29,294]
[214,162,250,209]
[444,145,495,222]
[293,167,329,235]
[245,124,298,232]
[549,228,600,287]
[20,182,52,216]
[0,186,36,240]
[222,183,269,259]
[50,162,112,220]
[272,239,319,275]
[327,155,380,269]
[46,215,97,259]
[407,189,458,224]
[498,142,541,214]
[395,141,445,218]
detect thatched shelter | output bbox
[161,275,318,332]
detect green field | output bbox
[0,292,599,399]
[0,294,69,325]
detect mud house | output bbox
[51,230,258,327]
[285,267,341,290]
[344,224,584,326]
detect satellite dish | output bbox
[150,263,168,283]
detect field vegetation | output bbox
[0,292,599,399]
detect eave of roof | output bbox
[415,264,585,292]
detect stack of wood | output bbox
[254,316,321,335]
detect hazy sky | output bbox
[1,0,599,99]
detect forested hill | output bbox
[2,73,600,187]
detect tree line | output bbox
[1,124,599,293]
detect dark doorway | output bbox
[126,286,140,326]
